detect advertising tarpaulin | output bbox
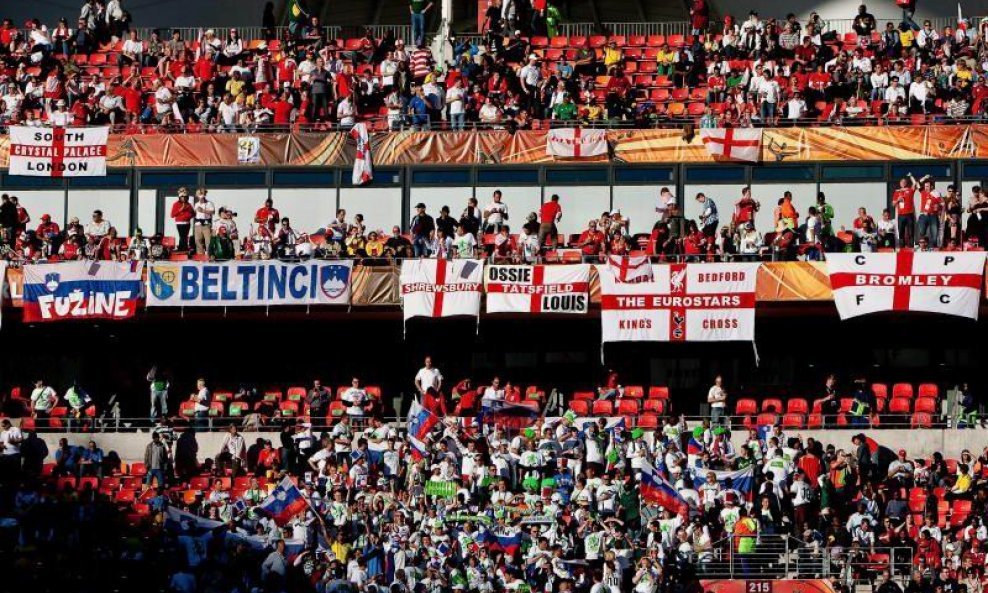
[599,262,761,342]
[827,251,987,320]
[146,260,353,306]
[23,261,144,321]
[400,259,484,321]
[485,264,589,314]
[8,126,109,176]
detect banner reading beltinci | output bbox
[146,260,353,307]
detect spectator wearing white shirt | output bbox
[341,377,370,416]
[192,188,215,255]
[337,96,355,127]
[119,30,142,67]
[153,79,174,122]
[85,210,111,238]
[216,424,246,477]
[216,93,240,132]
[445,78,466,130]
[0,418,24,473]
[30,379,59,423]
[869,65,889,101]
[483,190,509,233]
[755,69,780,124]
[785,91,807,122]
[414,356,443,396]
[909,78,933,114]
[884,77,906,104]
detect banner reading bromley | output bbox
[146,260,353,306]
[599,262,761,342]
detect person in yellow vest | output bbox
[733,506,759,576]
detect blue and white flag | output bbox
[691,466,755,498]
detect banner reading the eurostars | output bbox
[146,260,353,306]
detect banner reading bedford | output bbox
[599,262,761,342]
[485,264,590,314]
[146,260,353,306]
[9,126,109,177]
[400,259,484,320]
[827,252,987,320]
[23,261,144,322]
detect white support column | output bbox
[431,0,455,66]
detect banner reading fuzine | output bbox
[599,262,761,342]
[146,260,353,306]
[485,264,590,314]
[23,261,144,321]
[827,252,987,320]
[8,126,109,177]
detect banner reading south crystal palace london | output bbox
[8,126,109,177]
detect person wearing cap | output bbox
[888,448,915,487]
[169,188,194,252]
[409,202,435,257]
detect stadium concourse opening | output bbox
[1,310,983,421]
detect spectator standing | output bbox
[414,356,443,399]
[917,177,942,248]
[0,418,24,478]
[189,378,210,431]
[410,203,435,257]
[147,365,169,421]
[216,425,246,477]
[307,380,331,421]
[695,192,719,242]
[538,194,562,249]
[893,175,918,247]
[409,0,434,48]
[707,375,727,425]
[144,431,169,488]
[30,379,58,424]
[483,190,509,233]
[193,188,215,255]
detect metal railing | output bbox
[130,25,414,45]
[696,536,913,583]
[558,22,692,37]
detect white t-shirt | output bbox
[218,101,240,125]
[123,39,143,54]
[415,367,443,392]
[485,200,508,225]
[446,86,465,115]
[154,87,173,114]
[757,79,780,103]
[707,385,726,409]
[1,426,23,455]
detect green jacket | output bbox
[209,235,235,260]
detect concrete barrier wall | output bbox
[37,426,983,464]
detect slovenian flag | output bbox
[478,397,539,430]
[258,477,310,525]
[691,466,755,499]
[407,400,439,459]
[480,530,522,555]
[686,437,704,455]
[640,460,688,514]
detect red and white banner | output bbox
[9,126,109,177]
[546,128,608,158]
[827,252,987,320]
[600,262,761,342]
[485,264,590,314]
[606,255,654,283]
[400,259,484,321]
[699,128,762,162]
[350,122,373,185]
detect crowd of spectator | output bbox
[2,360,987,593]
[9,2,988,132]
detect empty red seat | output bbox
[643,399,666,414]
[569,35,587,47]
[756,412,778,426]
[627,34,646,46]
[573,390,595,401]
[550,36,568,48]
[568,400,590,415]
[129,462,147,476]
[887,397,911,414]
[687,102,706,116]
[638,412,659,429]
[530,35,549,47]
[671,87,689,101]
[735,398,757,415]
[624,385,644,398]
[667,34,684,47]
[782,413,805,428]
[893,383,914,399]
[649,386,670,399]
[115,489,136,503]
[807,413,823,428]
[588,35,607,48]
[328,401,346,418]
[58,476,77,491]
[617,399,639,415]
[761,398,783,413]
[646,34,665,46]
[592,400,614,416]
[914,397,937,414]
[918,383,939,399]
[872,383,888,399]
[911,412,932,428]
[786,398,809,414]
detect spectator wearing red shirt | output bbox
[892,175,917,247]
[170,188,195,251]
[577,219,605,261]
[36,214,60,242]
[538,194,562,249]
[254,198,280,233]
[690,0,709,35]
[852,207,875,231]
[733,186,759,226]
[916,176,942,248]
[270,91,293,126]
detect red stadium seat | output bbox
[568,400,590,415]
[887,397,911,414]
[209,401,225,417]
[807,413,823,428]
[911,412,932,428]
[914,397,937,414]
[569,36,587,47]
[952,500,972,527]
[624,385,644,398]
[918,383,939,399]
[872,383,888,399]
[568,399,590,416]
[189,476,209,491]
[782,413,804,428]
[667,34,685,47]
[229,401,248,417]
[287,386,306,400]
[761,398,783,413]
[643,399,666,414]
[638,412,659,429]
[786,398,809,414]
[893,383,914,399]
[735,398,757,415]
[115,489,136,503]
[649,386,670,400]
[572,391,595,401]
[550,36,568,48]
[592,400,614,416]
[756,412,778,426]
[213,391,232,402]
[646,35,665,47]
[617,399,639,415]
[58,476,77,491]
[588,35,607,48]
[531,36,549,47]
[627,35,646,46]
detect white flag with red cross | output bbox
[9,126,109,177]
[485,264,590,314]
[546,128,608,158]
[606,255,654,283]
[699,128,762,162]
[599,262,761,342]
[400,259,485,321]
[827,252,987,320]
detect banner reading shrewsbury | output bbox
[146,260,353,307]
[400,259,484,321]
[485,264,590,314]
[827,252,987,320]
[599,262,761,342]
[23,261,144,322]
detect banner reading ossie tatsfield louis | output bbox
[146,260,353,306]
